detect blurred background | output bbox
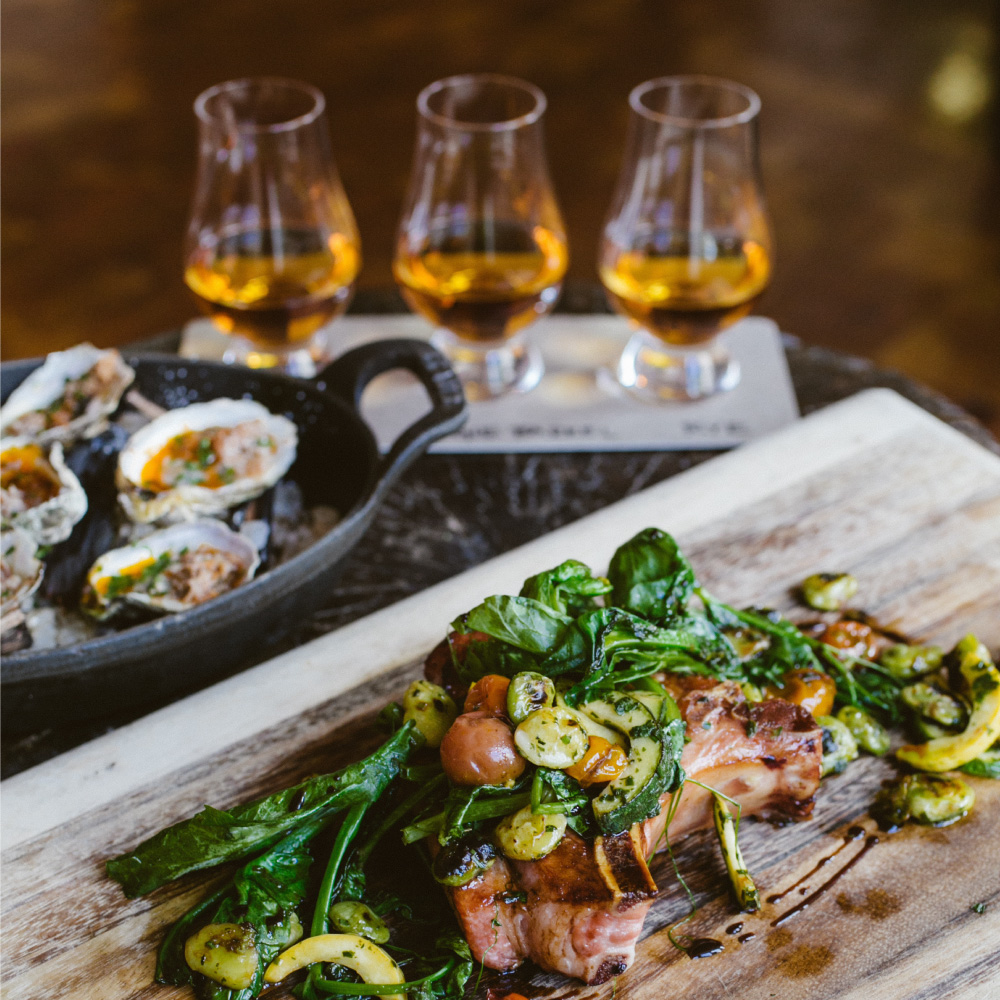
[2,0,998,433]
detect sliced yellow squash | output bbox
[897,635,1000,773]
[263,933,405,998]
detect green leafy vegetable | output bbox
[156,813,326,996]
[607,527,696,622]
[107,725,418,898]
[453,594,570,653]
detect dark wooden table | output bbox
[3,291,997,778]
[3,0,999,435]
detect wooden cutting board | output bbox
[3,388,999,1000]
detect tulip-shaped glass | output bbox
[184,78,361,376]
[394,74,568,399]
[600,77,773,401]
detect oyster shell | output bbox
[83,519,261,618]
[1,526,44,622]
[0,343,135,444]
[116,398,298,524]
[1,438,88,545]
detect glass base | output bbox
[221,327,332,378]
[431,329,543,401]
[617,329,740,402]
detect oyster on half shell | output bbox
[116,398,298,524]
[0,344,135,445]
[1,526,43,624]
[1,438,88,545]
[82,519,261,619]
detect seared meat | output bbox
[436,827,657,984]
[644,677,822,846]
[429,659,823,984]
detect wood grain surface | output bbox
[3,389,1000,1000]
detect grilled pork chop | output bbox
[424,643,823,984]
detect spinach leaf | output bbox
[520,559,612,616]
[824,656,905,723]
[434,931,475,999]
[608,528,696,622]
[453,595,571,653]
[108,725,418,898]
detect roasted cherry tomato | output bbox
[563,735,628,786]
[818,620,876,659]
[766,667,837,718]
[439,711,525,786]
[464,674,511,717]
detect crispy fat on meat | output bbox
[432,663,822,983]
[434,828,656,984]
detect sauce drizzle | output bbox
[766,825,867,905]
[685,937,724,959]
[771,835,879,927]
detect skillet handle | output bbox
[317,338,467,497]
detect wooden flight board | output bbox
[3,389,999,1000]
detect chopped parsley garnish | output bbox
[195,437,215,469]
[104,552,171,600]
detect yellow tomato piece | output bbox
[766,668,837,718]
[263,933,405,999]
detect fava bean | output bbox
[402,679,457,748]
[818,715,859,776]
[836,705,890,756]
[328,901,389,944]
[184,923,259,990]
[507,671,556,725]
[495,805,566,860]
[801,572,858,611]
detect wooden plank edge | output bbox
[3,387,997,849]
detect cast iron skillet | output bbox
[0,338,466,730]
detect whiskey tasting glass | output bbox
[185,77,361,376]
[599,76,773,402]
[394,74,568,400]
